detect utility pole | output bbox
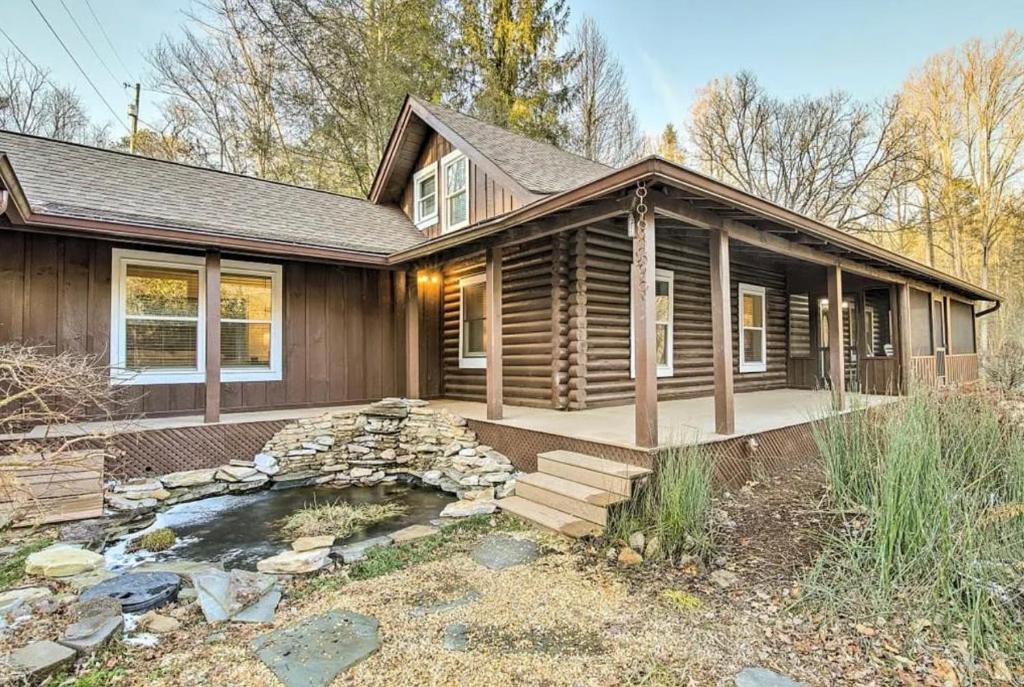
[125,82,140,153]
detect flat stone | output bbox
[231,588,282,624]
[58,519,108,547]
[192,569,278,623]
[292,536,335,552]
[410,590,481,617]
[3,641,76,681]
[0,587,52,619]
[735,667,809,687]
[349,467,374,478]
[61,597,124,652]
[114,478,162,494]
[81,572,181,613]
[389,524,439,544]
[138,611,181,634]
[441,500,497,518]
[251,610,380,687]
[442,623,469,652]
[257,548,331,575]
[332,535,393,563]
[421,470,443,485]
[158,468,217,489]
[64,569,117,592]
[270,472,321,490]
[470,535,540,571]
[134,560,223,577]
[215,465,259,482]
[107,494,158,511]
[25,544,105,578]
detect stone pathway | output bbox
[469,535,540,570]
[251,610,380,687]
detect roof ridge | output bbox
[410,96,613,171]
[0,128,377,204]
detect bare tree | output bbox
[564,16,641,166]
[0,52,89,141]
[688,71,912,229]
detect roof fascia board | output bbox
[0,154,31,223]
[368,97,415,203]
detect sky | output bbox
[3,0,1024,137]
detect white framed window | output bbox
[412,164,438,229]
[739,283,767,373]
[110,248,283,385]
[630,268,674,378]
[441,150,470,233]
[458,273,486,369]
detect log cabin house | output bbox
[0,96,999,495]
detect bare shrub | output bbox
[984,340,1024,392]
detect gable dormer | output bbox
[371,96,611,238]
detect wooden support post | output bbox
[709,229,735,435]
[632,207,658,448]
[827,265,845,410]
[896,282,913,393]
[485,246,503,420]
[405,269,420,399]
[204,250,221,424]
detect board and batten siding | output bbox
[399,130,525,239]
[0,227,407,416]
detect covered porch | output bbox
[436,388,894,451]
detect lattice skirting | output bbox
[106,420,290,480]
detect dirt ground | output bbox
[7,455,1013,686]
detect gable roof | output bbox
[371,96,611,203]
[0,131,426,259]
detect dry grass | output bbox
[277,499,407,539]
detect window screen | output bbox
[910,288,933,356]
[864,289,893,356]
[788,294,811,357]
[949,300,976,354]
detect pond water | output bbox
[105,482,455,571]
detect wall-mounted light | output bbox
[416,269,441,285]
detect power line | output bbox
[58,0,122,87]
[28,0,129,133]
[82,0,133,79]
[0,25,46,76]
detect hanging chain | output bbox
[634,180,648,233]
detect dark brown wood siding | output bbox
[0,227,406,416]
[400,130,524,239]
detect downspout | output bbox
[975,301,1000,319]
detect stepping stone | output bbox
[440,500,497,518]
[332,536,393,564]
[60,597,123,653]
[735,667,809,687]
[24,544,105,578]
[160,468,217,489]
[257,548,331,575]
[390,524,439,544]
[442,623,469,652]
[0,587,52,620]
[292,535,335,552]
[80,572,181,613]
[410,590,481,617]
[192,569,279,623]
[470,535,540,570]
[3,641,77,681]
[251,610,380,687]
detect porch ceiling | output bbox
[433,389,895,451]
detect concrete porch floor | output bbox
[434,389,895,451]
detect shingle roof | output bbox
[0,131,426,255]
[412,97,612,194]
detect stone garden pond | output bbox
[105,482,456,572]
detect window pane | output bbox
[222,322,271,367]
[126,319,197,369]
[655,282,670,324]
[448,190,468,226]
[462,281,485,356]
[446,158,466,192]
[418,194,436,220]
[744,327,764,364]
[743,293,763,327]
[656,324,669,367]
[221,274,272,320]
[126,265,199,317]
[418,175,435,199]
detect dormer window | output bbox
[442,150,469,232]
[413,165,438,229]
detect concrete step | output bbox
[537,451,649,497]
[497,495,603,538]
[515,473,625,525]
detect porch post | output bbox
[826,265,845,410]
[405,269,420,399]
[896,282,913,394]
[485,246,503,420]
[204,249,221,424]
[709,229,735,434]
[632,206,658,448]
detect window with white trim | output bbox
[630,268,674,378]
[739,283,767,373]
[412,164,438,229]
[110,249,283,385]
[458,273,486,368]
[441,150,469,232]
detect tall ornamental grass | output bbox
[809,389,1024,659]
[607,444,716,561]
